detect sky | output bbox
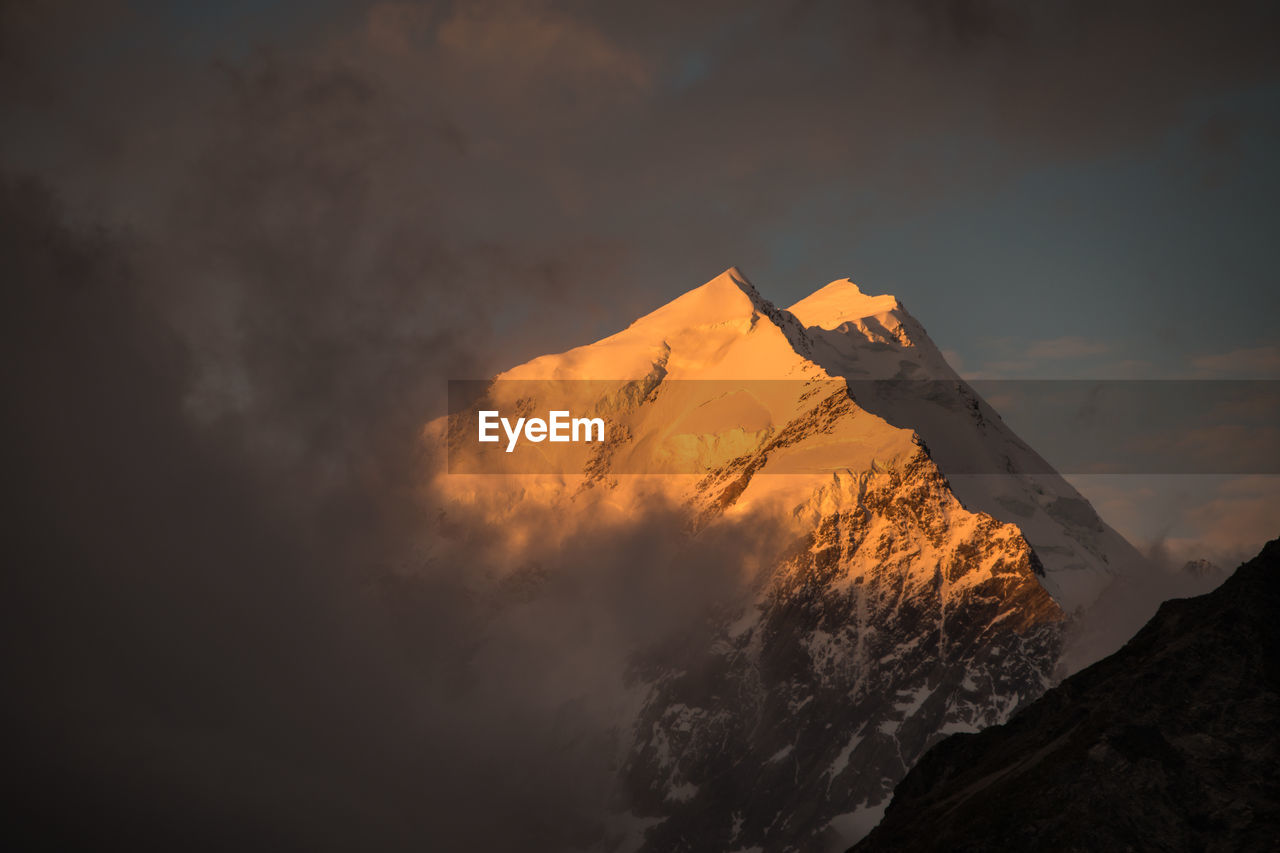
[6,1,1279,381]
[3,1,1278,848]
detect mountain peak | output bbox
[706,265,765,306]
[637,266,773,329]
[817,277,868,296]
[501,266,814,381]
[788,278,902,331]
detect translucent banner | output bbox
[445,379,1280,475]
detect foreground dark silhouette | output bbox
[852,537,1280,853]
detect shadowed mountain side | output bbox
[850,536,1280,853]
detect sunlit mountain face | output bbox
[432,268,1145,850]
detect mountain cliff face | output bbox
[851,537,1280,853]
[620,450,1063,852]
[434,268,1140,850]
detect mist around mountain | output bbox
[851,536,1280,853]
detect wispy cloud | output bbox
[964,337,1119,379]
[1191,345,1280,378]
[1024,336,1111,360]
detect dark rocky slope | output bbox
[851,537,1280,853]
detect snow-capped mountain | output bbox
[434,268,1142,851]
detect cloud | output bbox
[1180,475,1280,560]
[1191,345,1280,378]
[434,1,653,96]
[966,335,1116,378]
[1129,424,1280,474]
[1058,470,1279,673]
[1066,472,1280,575]
[965,341,1161,379]
[1024,336,1110,360]
[0,171,795,849]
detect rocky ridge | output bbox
[852,537,1280,853]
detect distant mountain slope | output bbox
[851,537,1280,853]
